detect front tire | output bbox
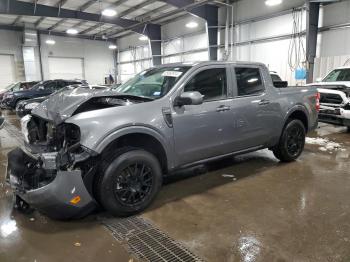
[98,148,162,217]
[272,119,306,162]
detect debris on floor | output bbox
[74,242,82,247]
[222,174,237,181]
[306,137,344,152]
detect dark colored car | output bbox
[16,84,107,118]
[0,81,38,103]
[2,79,87,110]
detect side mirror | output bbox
[273,81,288,88]
[174,91,203,107]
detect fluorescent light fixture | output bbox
[139,35,148,41]
[102,9,117,17]
[186,21,198,28]
[66,28,78,35]
[108,44,117,50]
[45,39,55,45]
[265,0,282,6]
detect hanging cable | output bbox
[288,8,305,72]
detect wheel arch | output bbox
[284,105,309,131]
[97,127,172,174]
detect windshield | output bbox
[113,66,191,99]
[323,69,350,82]
[12,82,22,91]
[4,83,15,91]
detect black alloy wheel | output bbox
[272,119,306,162]
[98,148,162,217]
[114,162,154,206]
[285,124,305,157]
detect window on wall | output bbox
[184,68,227,101]
[235,67,264,96]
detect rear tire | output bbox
[97,148,162,217]
[272,119,306,162]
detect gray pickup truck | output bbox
[7,61,319,219]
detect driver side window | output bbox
[184,68,227,102]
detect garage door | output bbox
[48,57,84,80]
[0,54,15,89]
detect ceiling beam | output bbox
[116,0,159,18]
[35,17,45,27]
[80,22,104,34]
[135,4,171,22]
[107,0,213,38]
[0,0,159,35]
[12,15,22,25]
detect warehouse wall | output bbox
[115,0,350,85]
[0,29,25,83]
[40,34,115,84]
[117,34,151,83]
[314,0,350,80]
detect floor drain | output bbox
[101,216,204,262]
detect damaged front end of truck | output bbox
[318,87,350,128]
[7,88,148,219]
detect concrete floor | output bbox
[1,110,350,261]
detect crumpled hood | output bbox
[31,87,122,124]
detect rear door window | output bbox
[235,67,264,96]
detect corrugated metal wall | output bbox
[116,0,350,84]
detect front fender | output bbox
[82,125,176,170]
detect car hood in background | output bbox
[307,81,350,88]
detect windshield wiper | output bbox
[117,94,155,101]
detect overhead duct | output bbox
[23,28,38,47]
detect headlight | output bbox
[20,115,32,143]
[24,102,40,110]
[4,94,13,99]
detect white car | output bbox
[308,67,350,130]
[308,66,350,88]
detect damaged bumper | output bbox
[319,107,350,127]
[7,147,97,219]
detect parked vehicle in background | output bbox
[7,61,319,219]
[270,71,288,88]
[16,84,108,118]
[317,88,350,130]
[308,66,350,88]
[0,81,38,103]
[308,66,350,130]
[1,79,87,110]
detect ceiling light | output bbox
[102,9,117,17]
[139,35,148,41]
[186,21,198,28]
[45,39,55,45]
[265,0,282,6]
[66,28,78,35]
[109,44,117,50]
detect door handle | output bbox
[216,105,231,112]
[258,99,270,106]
